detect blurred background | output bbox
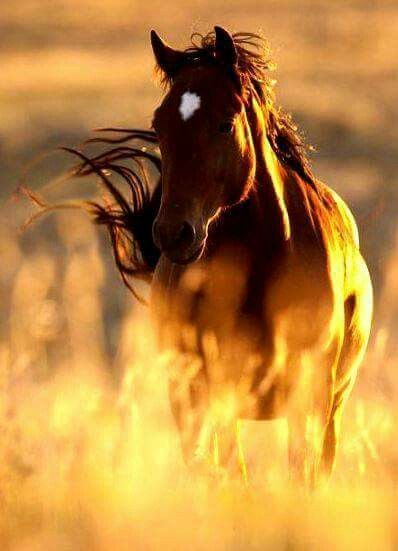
[2,0,397,373]
[0,1,397,548]
[2,0,397,287]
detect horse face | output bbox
[151,29,256,264]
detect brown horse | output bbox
[67,27,373,484]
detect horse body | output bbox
[147,28,373,482]
[152,124,371,481]
[73,27,372,483]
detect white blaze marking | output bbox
[179,91,201,121]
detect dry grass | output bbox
[0,1,398,549]
[1,208,398,550]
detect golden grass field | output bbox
[1,1,398,549]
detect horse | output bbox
[65,27,373,485]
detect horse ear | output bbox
[150,30,184,78]
[214,26,238,66]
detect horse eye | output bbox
[219,121,234,134]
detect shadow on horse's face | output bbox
[151,60,256,264]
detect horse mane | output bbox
[157,30,317,187]
[22,129,162,303]
[69,129,163,302]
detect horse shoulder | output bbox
[262,197,345,349]
[262,251,335,354]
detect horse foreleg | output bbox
[287,350,335,488]
[168,365,210,470]
[212,420,248,483]
[288,412,312,486]
[320,400,343,477]
[288,409,332,488]
[320,288,373,478]
[320,379,355,478]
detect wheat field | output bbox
[0,1,398,549]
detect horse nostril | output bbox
[153,219,196,252]
[152,219,161,248]
[175,221,196,248]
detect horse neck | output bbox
[247,93,291,245]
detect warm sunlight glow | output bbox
[0,208,396,549]
[1,1,396,548]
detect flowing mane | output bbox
[22,129,162,302]
[157,31,316,187]
[65,129,162,301]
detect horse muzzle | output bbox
[152,218,206,265]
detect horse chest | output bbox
[152,252,274,364]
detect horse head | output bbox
[150,27,257,264]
